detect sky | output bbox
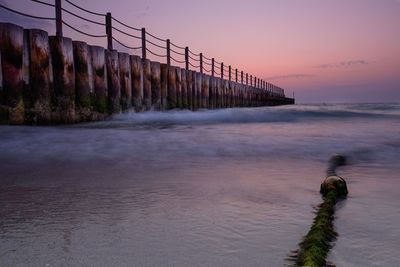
[1,0,399,103]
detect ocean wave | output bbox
[94,103,400,126]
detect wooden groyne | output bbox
[0,1,294,125]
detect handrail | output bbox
[0,0,286,95]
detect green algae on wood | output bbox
[0,23,25,124]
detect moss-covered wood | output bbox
[0,23,25,124]
[291,155,348,267]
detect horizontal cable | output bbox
[189,62,200,69]
[63,21,107,37]
[170,42,185,50]
[203,60,212,66]
[171,56,185,64]
[188,55,199,62]
[203,67,211,73]
[147,39,166,49]
[113,37,141,50]
[0,4,55,20]
[62,8,105,26]
[112,26,141,39]
[214,64,221,70]
[146,31,166,42]
[31,0,54,7]
[65,0,105,17]
[111,17,141,31]
[189,49,200,57]
[202,56,212,63]
[146,48,167,58]
[170,48,185,56]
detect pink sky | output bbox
[1,0,399,102]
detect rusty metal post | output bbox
[221,62,224,79]
[228,65,231,81]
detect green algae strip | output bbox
[291,155,348,267]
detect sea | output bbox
[1,103,399,267]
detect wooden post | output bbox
[235,69,238,83]
[187,70,193,109]
[141,28,146,60]
[49,36,76,123]
[150,61,161,110]
[119,52,132,111]
[200,53,203,74]
[160,63,168,110]
[181,69,187,108]
[228,65,231,81]
[55,0,62,37]
[211,58,215,77]
[91,46,108,117]
[241,71,243,84]
[167,66,177,109]
[166,39,171,66]
[130,55,143,112]
[221,62,224,79]
[176,67,182,108]
[0,23,25,124]
[105,50,121,114]
[246,73,248,85]
[106,13,112,50]
[27,29,52,124]
[73,41,92,121]
[185,47,189,70]
[250,75,252,87]
[142,59,151,110]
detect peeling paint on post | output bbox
[90,46,107,117]
[105,50,120,114]
[73,41,92,122]
[150,61,161,110]
[181,69,188,109]
[167,66,177,109]
[49,36,75,123]
[160,63,168,110]
[130,55,143,112]
[26,29,52,124]
[119,52,132,111]
[142,59,151,110]
[0,23,25,124]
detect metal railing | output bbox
[0,0,286,97]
